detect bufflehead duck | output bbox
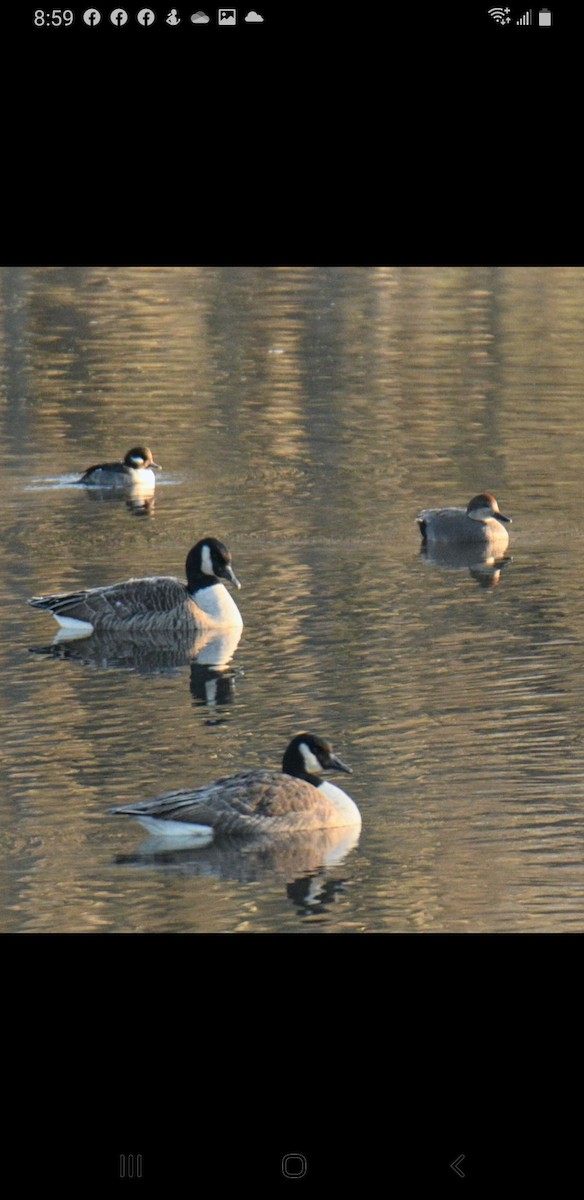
[77,446,160,488]
[28,537,242,638]
[109,733,360,841]
[417,492,511,549]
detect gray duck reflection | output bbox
[420,541,512,589]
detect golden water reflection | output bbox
[2,266,584,931]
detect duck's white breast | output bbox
[129,467,156,487]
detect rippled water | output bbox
[2,265,584,932]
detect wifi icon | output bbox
[488,6,511,22]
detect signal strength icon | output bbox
[516,8,532,22]
[488,7,511,22]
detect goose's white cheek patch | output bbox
[299,743,322,775]
[201,544,215,577]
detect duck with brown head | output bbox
[417,492,512,550]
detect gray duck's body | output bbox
[77,445,160,488]
[28,537,242,637]
[109,733,361,841]
[417,492,511,549]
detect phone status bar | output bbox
[32,9,265,27]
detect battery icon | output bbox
[538,8,552,24]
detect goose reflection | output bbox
[113,823,361,893]
[29,623,242,679]
[286,872,352,918]
[420,542,512,589]
[189,658,237,712]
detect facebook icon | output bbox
[83,8,102,24]
[137,7,156,22]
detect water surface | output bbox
[2,265,584,932]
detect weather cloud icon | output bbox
[191,10,210,21]
[245,10,264,20]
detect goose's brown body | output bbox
[112,771,354,835]
[110,734,361,838]
[28,537,242,636]
[29,577,224,635]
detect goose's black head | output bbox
[186,537,241,593]
[282,733,352,784]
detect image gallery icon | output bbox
[218,8,237,23]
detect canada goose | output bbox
[28,537,242,637]
[76,446,161,487]
[109,733,361,841]
[417,492,511,549]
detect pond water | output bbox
[2,264,584,933]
